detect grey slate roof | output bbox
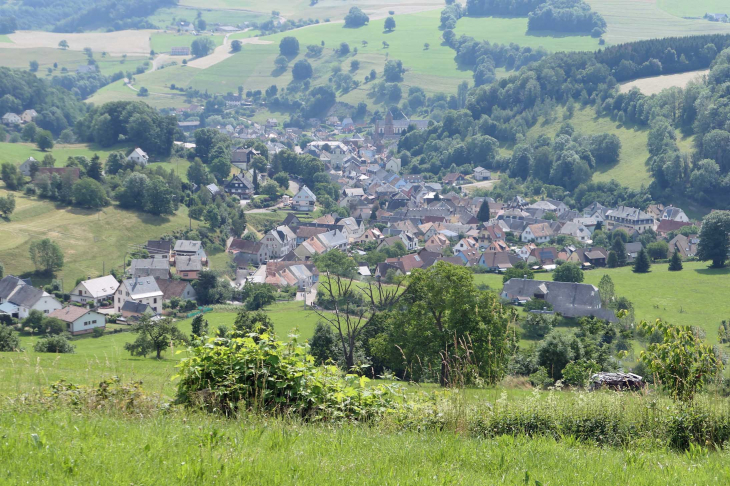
[0,276,24,300]
[502,278,617,322]
[8,284,43,307]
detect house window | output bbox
[79,290,83,295]
[153,298,157,304]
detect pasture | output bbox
[657,0,730,19]
[0,47,148,77]
[0,142,130,168]
[475,261,730,342]
[586,0,730,45]
[150,32,224,54]
[619,70,709,96]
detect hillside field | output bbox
[0,188,196,291]
[620,70,709,96]
[474,261,730,343]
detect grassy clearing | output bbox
[657,0,730,18]
[526,107,653,189]
[0,142,131,167]
[4,407,730,485]
[586,0,730,45]
[475,261,730,342]
[0,188,196,291]
[620,69,709,96]
[455,16,601,51]
[147,5,269,28]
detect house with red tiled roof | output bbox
[48,306,106,336]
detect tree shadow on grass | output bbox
[18,270,54,289]
[693,267,730,276]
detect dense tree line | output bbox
[0,0,173,32]
[447,33,549,86]
[465,0,546,16]
[527,0,606,36]
[51,71,126,99]
[0,67,86,135]
[596,35,730,81]
[75,101,177,156]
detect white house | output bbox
[293,186,317,212]
[260,226,297,258]
[48,307,106,336]
[18,157,38,177]
[114,277,163,315]
[661,206,690,223]
[127,148,149,166]
[521,223,554,243]
[473,167,491,181]
[2,113,21,125]
[70,275,120,306]
[8,284,62,319]
[385,158,401,174]
[559,222,592,243]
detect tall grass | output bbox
[3,405,730,485]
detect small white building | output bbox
[127,148,149,166]
[473,167,491,181]
[21,109,38,123]
[521,223,554,243]
[385,158,401,174]
[48,307,106,336]
[293,185,317,212]
[114,277,163,315]
[18,157,38,177]
[70,275,120,306]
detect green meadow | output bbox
[475,261,730,343]
[657,0,730,18]
[0,301,319,396]
[147,5,269,28]
[455,16,601,51]
[586,0,730,45]
[0,142,130,168]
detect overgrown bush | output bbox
[34,335,75,353]
[175,331,400,419]
[0,325,22,351]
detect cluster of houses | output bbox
[0,237,210,335]
[2,109,37,126]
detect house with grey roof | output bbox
[5,283,62,319]
[605,206,653,233]
[114,277,163,315]
[501,279,617,322]
[129,258,171,280]
[293,185,317,211]
[70,275,120,306]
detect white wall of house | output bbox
[19,296,62,319]
[113,286,163,314]
[69,311,106,335]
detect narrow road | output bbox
[288,180,299,195]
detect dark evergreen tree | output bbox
[633,248,651,273]
[477,199,490,222]
[668,251,683,271]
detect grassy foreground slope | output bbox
[657,0,730,18]
[475,261,729,342]
[3,409,726,485]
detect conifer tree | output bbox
[633,248,651,273]
[668,251,683,271]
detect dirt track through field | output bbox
[0,30,152,56]
[186,32,272,69]
[619,70,708,96]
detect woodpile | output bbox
[589,372,645,391]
